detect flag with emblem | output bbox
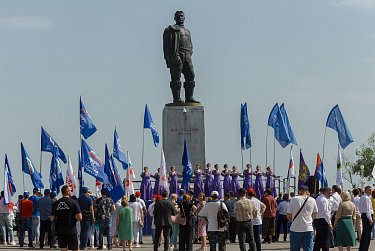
[298,149,310,188]
[21,143,44,189]
[3,154,16,204]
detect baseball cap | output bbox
[33,188,39,193]
[82,186,89,194]
[247,188,255,194]
[178,189,185,195]
[211,191,219,197]
[135,191,141,197]
[298,185,309,191]
[23,191,30,197]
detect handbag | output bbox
[138,217,144,228]
[217,202,229,228]
[172,204,186,225]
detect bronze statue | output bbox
[163,11,199,104]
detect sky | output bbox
[0,0,375,193]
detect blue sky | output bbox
[0,0,375,192]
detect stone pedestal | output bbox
[163,105,205,173]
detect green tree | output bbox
[351,133,375,181]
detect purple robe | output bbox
[212,170,222,198]
[221,170,231,195]
[243,169,253,190]
[204,169,213,197]
[194,170,204,199]
[169,171,179,194]
[153,173,162,195]
[140,172,152,201]
[254,171,264,198]
[266,172,277,197]
[230,172,240,197]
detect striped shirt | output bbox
[234,196,257,222]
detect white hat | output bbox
[211,191,219,197]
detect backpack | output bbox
[217,201,229,228]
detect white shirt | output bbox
[250,197,265,226]
[315,194,331,224]
[359,194,374,220]
[351,196,361,214]
[137,197,146,211]
[330,192,341,212]
[148,202,156,229]
[198,200,228,232]
[287,195,318,232]
[129,201,142,223]
[277,201,289,215]
[0,198,12,214]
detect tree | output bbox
[351,133,375,181]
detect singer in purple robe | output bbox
[152,168,162,195]
[253,165,264,198]
[221,164,231,195]
[194,164,204,199]
[140,166,153,201]
[203,163,213,197]
[230,166,241,197]
[169,165,181,195]
[212,164,223,198]
[265,166,278,197]
[242,164,253,190]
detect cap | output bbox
[33,188,39,193]
[247,188,255,194]
[135,191,141,197]
[178,189,185,195]
[298,185,309,191]
[82,186,89,194]
[23,191,30,197]
[211,191,219,197]
[44,189,51,196]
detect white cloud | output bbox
[0,17,51,30]
[332,0,375,11]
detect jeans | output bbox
[32,215,40,242]
[171,223,179,245]
[290,231,314,251]
[80,220,93,249]
[207,231,226,251]
[98,219,111,248]
[237,221,256,251]
[39,219,52,248]
[228,217,237,242]
[276,214,288,241]
[253,224,261,251]
[0,213,14,243]
[154,225,171,251]
[19,218,33,247]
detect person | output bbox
[262,188,277,244]
[248,188,266,251]
[169,166,181,195]
[234,188,257,251]
[198,191,228,251]
[330,185,342,247]
[50,185,82,251]
[169,194,179,250]
[230,166,240,198]
[178,194,196,251]
[148,195,159,243]
[203,163,213,198]
[163,10,199,103]
[265,166,278,197]
[128,194,143,248]
[37,189,54,249]
[29,188,41,246]
[313,187,332,251]
[358,185,373,251]
[221,164,231,195]
[371,190,375,239]
[223,193,236,243]
[333,191,356,251]
[196,193,207,251]
[242,164,253,191]
[78,186,94,250]
[287,185,318,251]
[153,190,176,251]
[351,188,362,241]
[111,200,122,248]
[140,166,153,201]
[275,194,289,242]
[211,164,222,199]
[135,191,147,245]
[95,188,115,250]
[19,191,33,248]
[116,200,133,251]
[0,191,15,245]
[194,165,204,199]
[253,166,264,199]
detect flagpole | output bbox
[265,126,269,168]
[22,172,25,192]
[322,127,327,162]
[250,148,252,165]
[273,138,276,174]
[39,150,42,175]
[141,129,145,172]
[241,149,244,172]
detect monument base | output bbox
[163,105,205,173]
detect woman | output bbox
[333,191,356,251]
[128,194,143,248]
[169,194,179,250]
[178,194,197,251]
[116,200,133,251]
[203,163,213,197]
[196,193,207,251]
[372,190,375,239]
[212,164,223,199]
[230,166,241,198]
[221,164,231,195]
[111,200,122,247]
[140,166,153,201]
[152,168,161,196]
[253,165,264,198]
[242,164,253,190]
[194,165,204,199]
[169,166,181,195]
[265,166,278,197]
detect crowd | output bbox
[0,164,373,251]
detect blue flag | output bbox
[41,127,67,163]
[78,150,84,195]
[240,103,251,150]
[81,139,108,183]
[326,105,353,149]
[182,140,193,188]
[21,143,44,189]
[104,144,125,202]
[80,97,97,139]
[314,153,328,188]
[113,128,128,170]
[267,103,291,148]
[279,104,298,145]
[49,147,65,194]
[4,154,16,204]
[143,104,159,147]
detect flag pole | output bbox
[241,149,244,172]
[39,150,42,175]
[250,148,252,165]
[265,126,269,168]
[141,129,145,172]
[22,172,25,192]
[322,127,327,162]
[273,138,276,174]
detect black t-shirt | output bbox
[51,197,81,234]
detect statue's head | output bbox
[174,11,185,25]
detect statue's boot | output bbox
[184,81,200,103]
[170,81,184,104]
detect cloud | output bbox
[0,17,51,30]
[332,0,375,11]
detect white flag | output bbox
[372,164,375,179]
[66,157,78,197]
[159,148,169,192]
[336,146,343,188]
[95,180,102,197]
[285,146,295,193]
[125,152,135,195]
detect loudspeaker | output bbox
[308,176,319,195]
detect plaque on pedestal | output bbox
[163,104,205,173]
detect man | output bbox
[223,193,236,243]
[275,194,289,242]
[287,185,318,251]
[248,188,266,251]
[78,187,94,250]
[262,188,277,243]
[153,190,176,251]
[351,188,362,241]
[29,188,41,246]
[358,185,373,251]
[95,188,115,250]
[51,185,82,251]
[0,191,15,245]
[135,191,147,244]
[234,188,257,251]
[330,185,341,247]
[37,189,54,249]
[163,11,199,104]
[313,187,332,251]
[198,191,228,251]
[19,191,33,248]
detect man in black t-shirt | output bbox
[51,185,82,251]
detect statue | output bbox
[163,11,200,104]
